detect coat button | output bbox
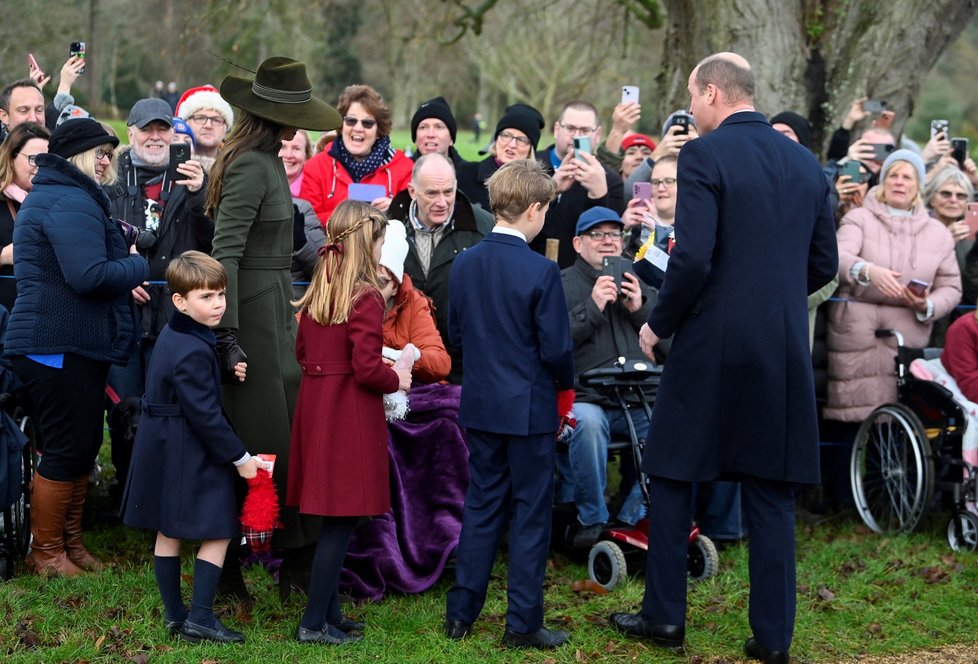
[315,365,322,372]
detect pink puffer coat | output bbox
[825,188,962,422]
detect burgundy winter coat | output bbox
[286,289,400,516]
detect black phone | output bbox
[870,143,895,162]
[669,114,690,135]
[952,137,969,168]
[863,99,887,115]
[167,143,191,182]
[69,41,86,74]
[602,255,631,297]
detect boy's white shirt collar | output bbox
[491,225,527,242]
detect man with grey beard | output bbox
[102,97,209,513]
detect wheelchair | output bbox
[576,359,719,591]
[0,380,35,580]
[849,329,978,551]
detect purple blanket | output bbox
[340,383,468,601]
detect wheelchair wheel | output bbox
[687,534,719,582]
[850,403,934,534]
[588,540,627,591]
[947,511,978,552]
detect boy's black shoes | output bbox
[178,619,245,644]
[608,613,684,648]
[296,625,362,644]
[444,619,471,640]
[501,627,569,649]
[744,636,790,664]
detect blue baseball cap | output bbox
[171,116,196,146]
[576,206,624,235]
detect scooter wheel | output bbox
[687,534,719,581]
[588,540,627,591]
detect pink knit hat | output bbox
[175,84,234,128]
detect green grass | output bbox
[3,479,978,663]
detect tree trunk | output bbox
[659,0,978,152]
[87,0,101,114]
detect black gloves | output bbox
[215,328,247,384]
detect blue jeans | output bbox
[555,402,649,527]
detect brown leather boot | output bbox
[64,476,104,572]
[25,474,84,577]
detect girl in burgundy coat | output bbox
[287,200,412,644]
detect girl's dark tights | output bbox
[299,516,358,630]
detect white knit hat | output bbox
[175,85,234,128]
[379,219,409,284]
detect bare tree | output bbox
[657,0,978,151]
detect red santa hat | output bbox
[175,84,234,128]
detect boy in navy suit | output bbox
[444,159,575,649]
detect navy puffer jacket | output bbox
[5,154,149,364]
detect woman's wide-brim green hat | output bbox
[220,56,341,131]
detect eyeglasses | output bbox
[16,153,40,167]
[95,148,114,161]
[560,123,596,136]
[343,116,377,129]
[187,114,227,127]
[651,178,677,188]
[583,230,623,241]
[497,131,530,147]
[937,190,969,201]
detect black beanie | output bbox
[411,96,457,143]
[494,103,545,151]
[48,118,119,160]
[770,111,812,150]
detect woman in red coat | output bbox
[299,84,413,225]
[287,200,412,645]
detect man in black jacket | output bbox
[103,97,208,508]
[531,101,624,268]
[388,153,493,383]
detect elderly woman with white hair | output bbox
[825,149,962,423]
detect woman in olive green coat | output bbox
[206,57,341,600]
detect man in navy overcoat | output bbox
[609,53,838,664]
[443,159,575,649]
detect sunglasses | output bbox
[343,116,377,129]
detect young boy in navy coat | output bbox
[123,251,262,644]
[444,159,575,649]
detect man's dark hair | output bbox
[0,79,42,113]
[694,56,754,104]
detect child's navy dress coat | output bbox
[123,312,248,539]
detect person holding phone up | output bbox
[102,97,209,511]
[825,150,962,423]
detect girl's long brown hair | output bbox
[0,122,50,194]
[293,200,388,325]
[204,110,285,218]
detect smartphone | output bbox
[167,143,191,182]
[621,85,640,106]
[838,160,862,183]
[27,53,40,72]
[632,181,652,201]
[862,99,887,115]
[348,182,387,202]
[952,137,969,167]
[966,202,978,241]
[931,119,950,141]
[69,41,86,74]
[602,255,631,297]
[870,143,895,162]
[573,136,592,161]
[907,279,929,297]
[669,114,690,135]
